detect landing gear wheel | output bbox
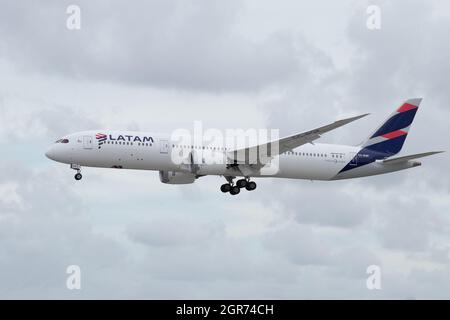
[220,183,232,193]
[229,186,240,195]
[236,179,247,188]
[74,173,83,181]
[245,181,256,191]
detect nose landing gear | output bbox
[220,177,257,195]
[71,164,82,181]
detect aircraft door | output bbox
[159,139,169,154]
[83,135,93,149]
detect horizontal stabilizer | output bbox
[383,151,444,165]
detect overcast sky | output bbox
[0,0,449,299]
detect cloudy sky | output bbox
[0,0,449,299]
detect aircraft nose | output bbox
[45,147,56,160]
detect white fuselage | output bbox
[45,130,419,182]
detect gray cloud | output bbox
[127,217,225,247]
[264,180,371,228]
[0,0,449,299]
[374,194,449,252]
[0,95,101,142]
[0,164,130,298]
[0,0,304,92]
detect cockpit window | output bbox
[55,139,69,144]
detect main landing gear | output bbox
[71,164,82,181]
[220,177,257,195]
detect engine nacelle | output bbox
[159,171,196,184]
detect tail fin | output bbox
[361,98,422,156]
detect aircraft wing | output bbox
[227,113,369,164]
[382,151,444,165]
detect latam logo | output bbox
[95,133,154,149]
[96,133,107,144]
[96,133,107,149]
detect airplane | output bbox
[45,98,443,195]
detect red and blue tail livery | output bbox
[340,98,428,174]
[362,98,420,156]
